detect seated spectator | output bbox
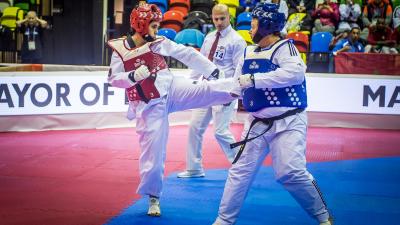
[391,6,400,52]
[329,29,349,50]
[361,0,392,40]
[332,26,364,54]
[337,0,362,34]
[394,6,400,31]
[312,0,340,34]
[364,18,398,53]
[286,0,315,32]
[315,0,338,7]
[392,27,400,53]
[16,11,48,64]
[288,0,315,15]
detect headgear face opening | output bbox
[251,3,285,42]
[130,4,163,38]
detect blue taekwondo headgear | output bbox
[251,3,286,43]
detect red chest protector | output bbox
[108,38,168,103]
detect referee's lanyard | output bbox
[25,27,37,51]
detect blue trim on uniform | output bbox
[288,42,298,56]
[270,39,290,61]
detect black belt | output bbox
[223,101,232,106]
[135,83,149,103]
[134,73,157,104]
[231,108,305,164]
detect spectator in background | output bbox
[315,0,338,7]
[329,29,349,50]
[361,0,392,40]
[394,5,400,30]
[392,27,400,53]
[337,0,362,34]
[393,6,400,52]
[364,18,398,53]
[286,0,315,32]
[312,0,340,34]
[288,0,315,15]
[332,26,364,54]
[16,11,48,64]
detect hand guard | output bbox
[238,74,254,89]
[128,65,150,82]
[229,74,254,98]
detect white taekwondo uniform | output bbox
[108,36,236,198]
[215,39,330,224]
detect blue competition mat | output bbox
[105,157,400,225]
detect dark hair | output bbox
[350,26,360,32]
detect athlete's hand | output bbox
[217,69,225,79]
[238,74,254,89]
[129,65,150,82]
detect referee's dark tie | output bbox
[208,31,221,61]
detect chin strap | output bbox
[144,34,156,42]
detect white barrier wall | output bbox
[1,71,399,116]
[306,74,400,115]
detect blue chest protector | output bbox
[242,39,307,112]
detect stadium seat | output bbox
[148,0,168,14]
[158,28,177,40]
[307,52,330,72]
[174,28,205,48]
[287,32,309,53]
[0,6,24,30]
[183,11,210,31]
[191,0,214,15]
[237,30,253,45]
[236,12,251,30]
[169,0,190,17]
[218,0,239,18]
[308,32,333,73]
[310,32,333,53]
[161,10,185,32]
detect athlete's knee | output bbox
[275,168,311,185]
[189,123,206,135]
[214,129,228,140]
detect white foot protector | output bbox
[320,217,334,225]
[147,197,161,217]
[177,170,205,178]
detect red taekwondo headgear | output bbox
[130,4,163,37]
